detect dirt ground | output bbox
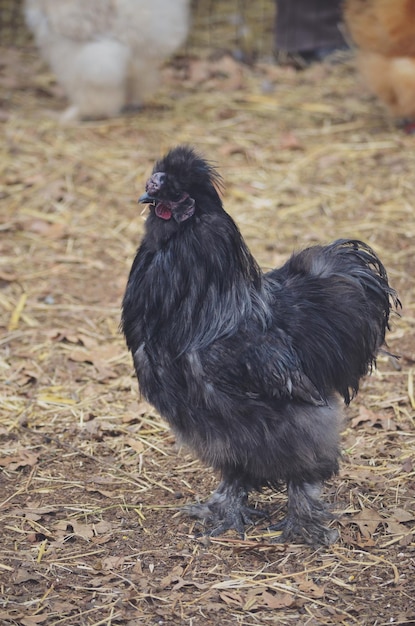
[1,41,415,626]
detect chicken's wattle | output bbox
[155,203,172,220]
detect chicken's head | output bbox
[138,145,223,223]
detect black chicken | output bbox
[122,146,399,545]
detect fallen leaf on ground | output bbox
[351,406,397,430]
[0,450,39,470]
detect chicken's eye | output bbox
[168,188,184,202]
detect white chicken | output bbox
[24,0,190,121]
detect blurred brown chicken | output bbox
[344,0,415,127]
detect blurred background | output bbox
[0,0,276,58]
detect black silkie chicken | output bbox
[122,146,399,545]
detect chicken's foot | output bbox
[269,482,338,546]
[184,480,266,537]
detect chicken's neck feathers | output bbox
[130,210,271,355]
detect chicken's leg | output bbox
[184,479,266,537]
[269,482,338,546]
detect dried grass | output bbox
[0,18,414,626]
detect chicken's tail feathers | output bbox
[278,238,400,405]
[328,239,401,318]
[327,239,400,402]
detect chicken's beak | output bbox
[138,192,155,204]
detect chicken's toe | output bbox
[269,514,339,546]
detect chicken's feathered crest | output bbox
[151,145,224,208]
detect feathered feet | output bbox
[184,480,266,537]
[269,483,338,546]
[184,481,338,546]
